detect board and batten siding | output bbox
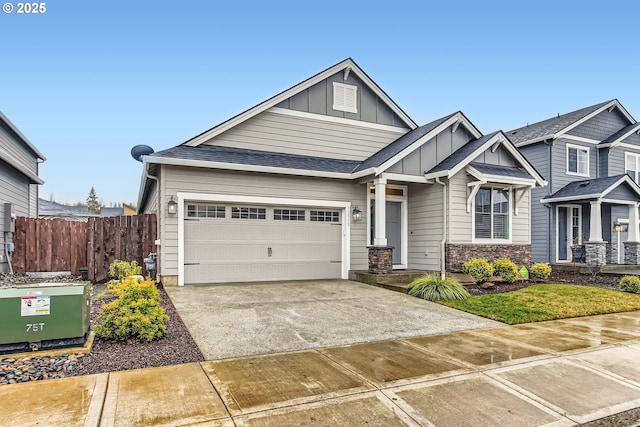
[407,182,443,271]
[159,165,368,277]
[448,172,530,244]
[387,126,474,176]
[276,70,409,128]
[202,110,406,161]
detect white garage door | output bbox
[183,203,343,284]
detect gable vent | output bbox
[333,82,357,114]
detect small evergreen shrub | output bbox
[530,263,552,282]
[109,260,142,281]
[492,258,518,283]
[462,258,494,284]
[94,278,169,341]
[407,275,470,301]
[620,276,640,293]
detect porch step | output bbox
[350,270,428,294]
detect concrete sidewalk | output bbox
[3,312,640,426]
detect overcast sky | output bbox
[2,0,639,206]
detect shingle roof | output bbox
[506,101,612,145]
[601,123,640,145]
[468,163,533,180]
[427,132,501,174]
[542,175,628,201]
[38,198,96,217]
[151,145,362,174]
[353,113,458,172]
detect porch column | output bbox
[586,200,606,266]
[589,201,603,242]
[624,203,640,265]
[373,177,387,246]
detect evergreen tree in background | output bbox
[87,186,101,214]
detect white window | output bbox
[274,209,305,221]
[332,82,357,113]
[474,187,510,240]
[231,207,266,220]
[566,144,589,176]
[625,152,640,183]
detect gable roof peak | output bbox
[507,99,635,147]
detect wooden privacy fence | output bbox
[13,214,157,283]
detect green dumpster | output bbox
[0,282,90,352]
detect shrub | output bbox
[529,263,552,282]
[407,275,470,301]
[109,260,142,281]
[492,258,518,283]
[462,258,494,284]
[94,279,169,341]
[620,276,640,293]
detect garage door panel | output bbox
[184,203,344,284]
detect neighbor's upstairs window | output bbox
[626,152,640,183]
[567,144,589,176]
[475,187,510,240]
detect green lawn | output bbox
[440,284,640,324]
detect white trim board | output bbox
[176,192,351,286]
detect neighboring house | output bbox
[123,203,136,216]
[38,198,124,221]
[508,100,640,266]
[137,58,545,286]
[0,112,45,273]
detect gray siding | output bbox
[608,144,640,177]
[448,172,530,244]
[407,182,443,271]
[551,139,597,193]
[606,183,639,201]
[599,147,610,177]
[159,165,369,277]
[0,161,30,272]
[567,109,630,141]
[275,71,409,129]
[0,123,39,177]
[203,110,406,161]
[387,125,474,175]
[472,145,517,167]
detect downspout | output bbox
[3,232,13,275]
[436,177,446,279]
[144,163,160,281]
[546,139,554,262]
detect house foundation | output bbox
[445,244,531,272]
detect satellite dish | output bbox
[130,145,154,162]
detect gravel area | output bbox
[0,275,204,384]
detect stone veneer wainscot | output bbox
[445,244,531,272]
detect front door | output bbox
[386,201,402,264]
[557,205,581,262]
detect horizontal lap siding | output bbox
[160,165,368,276]
[408,183,442,271]
[0,166,30,272]
[203,111,405,160]
[567,109,630,141]
[0,126,39,177]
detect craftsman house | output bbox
[137,58,545,285]
[508,100,640,266]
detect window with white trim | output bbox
[274,209,305,221]
[474,187,510,240]
[625,152,640,183]
[231,207,266,220]
[332,82,357,113]
[187,204,225,218]
[566,144,589,176]
[310,210,340,222]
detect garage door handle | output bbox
[268,247,272,257]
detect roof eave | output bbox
[0,112,46,161]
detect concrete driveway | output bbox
[164,279,501,360]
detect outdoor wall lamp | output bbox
[613,220,623,232]
[167,196,177,215]
[352,205,362,222]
